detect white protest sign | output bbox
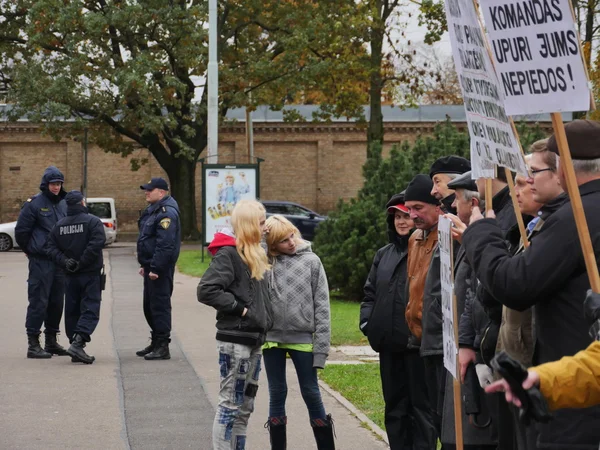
[481,0,591,114]
[445,0,528,177]
[439,216,458,380]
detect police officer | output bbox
[15,166,68,359]
[45,191,105,364]
[136,177,181,360]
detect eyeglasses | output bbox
[528,168,554,177]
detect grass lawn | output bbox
[330,299,368,346]
[319,363,385,430]
[177,250,212,277]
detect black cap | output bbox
[404,174,439,205]
[65,190,84,206]
[385,192,409,214]
[447,171,477,192]
[429,156,471,178]
[140,177,169,191]
[547,120,600,160]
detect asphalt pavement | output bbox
[0,246,388,449]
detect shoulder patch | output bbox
[160,218,171,230]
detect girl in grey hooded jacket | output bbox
[263,215,334,450]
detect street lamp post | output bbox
[207,0,219,164]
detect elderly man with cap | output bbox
[429,156,471,214]
[361,191,436,449]
[15,166,68,359]
[136,177,181,360]
[462,119,600,448]
[45,191,105,364]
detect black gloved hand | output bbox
[65,258,80,273]
[584,290,600,340]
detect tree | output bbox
[0,0,370,238]
[415,50,462,105]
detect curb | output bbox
[318,378,389,447]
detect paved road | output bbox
[0,247,388,449]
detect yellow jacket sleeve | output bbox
[535,341,600,411]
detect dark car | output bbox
[261,201,326,241]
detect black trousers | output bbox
[65,273,102,342]
[143,266,174,338]
[379,349,437,450]
[25,257,64,335]
[423,354,447,442]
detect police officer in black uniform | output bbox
[45,191,105,364]
[136,178,181,360]
[15,166,68,359]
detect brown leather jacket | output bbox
[405,225,438,340]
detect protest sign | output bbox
[439,216,458,380]
[445,0,528,177]
[481,0,592,115]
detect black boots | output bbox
[45,332,69,356]
[27,334,52,359]
[311,414,335,450]
[144,337,170,360]
[67,334,95,364]
[265,416,287,450]
[136,333,155,357]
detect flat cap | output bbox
[547,120,600,160]
[140,177,169,191]
[429,156,471,178]
[447,171,477,192]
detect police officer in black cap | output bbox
[45,191,105,364]
[15,166,68,359]
[136,177,181,360]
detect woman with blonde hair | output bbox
[263,215,334,450]
[198,199,272,450]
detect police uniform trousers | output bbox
[26,256,65,335]
[143,266,174,339]
[65,273,102,342]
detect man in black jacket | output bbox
[360,193,436,449]
[46,191,105,364]
[15,166,68,359]
[463,119,600,449]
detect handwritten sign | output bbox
[439,216,458,379]
[481,0,591,114]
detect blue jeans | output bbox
[263,348,326,420]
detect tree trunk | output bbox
[166,159,200,240]
[368,1,385,146]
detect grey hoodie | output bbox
[267,241,331,368]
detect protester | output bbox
[360,192,435,450]
[263,215,334,450]
[45,191,105,364]
[430,156,471,214]
[15,166,68,359]
[462,120,600,449]
[136,177,181,360]
[404,174,445,446]
[197,199,272,450]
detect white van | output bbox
[87,197,117,245]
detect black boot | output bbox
[265,416,287,450]
[67,334,95,364]
[311,414,335,450]
[27,334,52,359]
[136,332,155,357]
[44,332,69,356]
[144,337,170,360]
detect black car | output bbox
[261,201,326,241]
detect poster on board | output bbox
[444,0,528,177]
[480,0,592,115]
[203,165,258,244]
[439,216,458,379]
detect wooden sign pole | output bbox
[485,178,493,214]
[449,231,464,450]
[504,167,530,248]
[550,113,600,292]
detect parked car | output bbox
[261,200,326,242]
[0,221,17,252]
[87,197,118,245]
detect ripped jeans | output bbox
[213,340,263,450]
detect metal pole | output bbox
[82,128,88,198]
[207,0,219,164]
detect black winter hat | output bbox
[429,156,471,178]
[404,174,439,205]
[65,190,84,206]
[447,171,477,192]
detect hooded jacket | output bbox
[137,195,181,274]
[198,230,273,346]
[360,212,411,352]
[15,166,67,258]
[267,240,330,368]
